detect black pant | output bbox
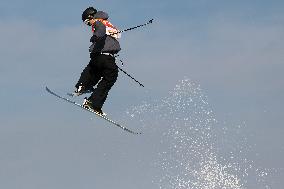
[76,54,118,109]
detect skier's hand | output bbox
[89,44,95,52]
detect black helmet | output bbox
[82,7,97,21]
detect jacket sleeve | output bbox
[90,20,106,42]
[89,21,107,52]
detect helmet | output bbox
[82,7,97,22]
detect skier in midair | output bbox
[75,7,121,115]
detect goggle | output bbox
[83,19,91,26]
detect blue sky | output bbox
[1,0,284,188]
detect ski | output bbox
[45,86,141,135]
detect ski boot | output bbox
[73,84,94,97]
[83,98,107,116]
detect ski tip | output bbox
[45,86,50,92]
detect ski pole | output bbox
[117,65,145,87]
[112,19,154,35]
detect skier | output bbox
[75,7,121,115]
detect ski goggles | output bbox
[83,19,91,26]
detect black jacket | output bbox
[89,11,121,54]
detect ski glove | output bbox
[90,35,98,43]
